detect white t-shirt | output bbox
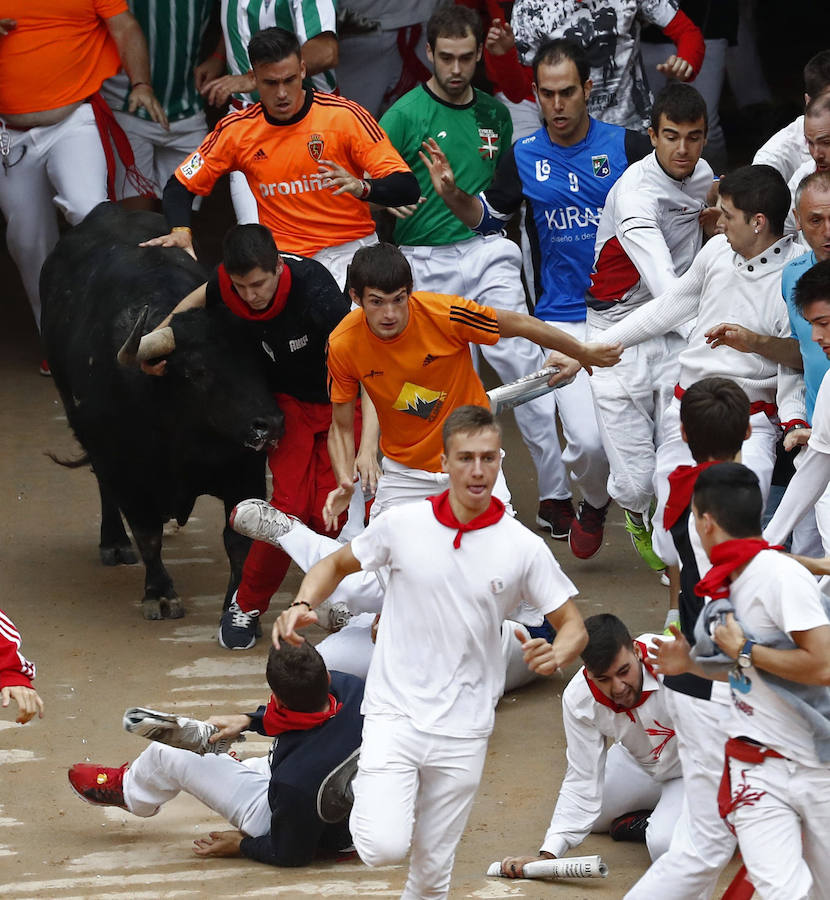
[351,499,577,738]
[754,116,811,183]
[727,550,830,766]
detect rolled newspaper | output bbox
[486,855,609,879]
[124,706,246,755]
[486,366,574,415]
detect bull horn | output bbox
[116,305,150,367]
[136,326,176,363]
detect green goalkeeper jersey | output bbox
[380,83,513,247]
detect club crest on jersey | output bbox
[478,128,499,159]
[591,154,611,178]
[180,152,203,179]
[392,382,447,421]
[307,133,325,162]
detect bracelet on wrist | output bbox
[290,600,311,609]
[131,81,151,89]
[171,226,192,233]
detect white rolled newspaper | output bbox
[486,855,608,879]
[486,366,574,415]
[123,706,246,755]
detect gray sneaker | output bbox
[230,499,294,546]
[218,600,259,651]
[317,747,360,823]
[317,598,352,633]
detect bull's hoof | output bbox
[100,544,139,566]
[162,597,185,619]
[141,598,163,620]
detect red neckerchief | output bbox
[694,538,781,600]
[663,461,721,530]
[261,692,342,736]
[216,263,292,321]
[583,641,656,722]
[427,489,505,548]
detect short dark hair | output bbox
[804,49,830,98]
[426,3,482,50]
[442,404,501,453]
[680,378,750,463]
[248,27,301,67]
[650,82,708,134]
[581,614,634,675]
[532,38,590,87]
[805,92,830,121]
[223,224,279,275]
[266,641,329,712]
[718,164,791,237]
[795,169,830,211]
[348,242,413,296]
[693,463,762,538]
[794,257,830,315]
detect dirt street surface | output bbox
[0,248,740,899]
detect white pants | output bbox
[350,715,489,900]
[588,330,684,516]
[626,689,736,900]
[593,743,684,862]
[0,104,108,328]
[313,232,379,292]
[726,755,830,900]
[112,110,207,199]
[123,742,272,836]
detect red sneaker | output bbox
[68,762,129,809]
[39,359,51,377]
[568,500,611,559]
[535,498,575,540]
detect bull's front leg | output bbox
[96,476,138,566]
[222,525,252,613]
[128,521,183,620]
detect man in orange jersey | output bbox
[143,27,420,289]
[324,242,623,523]
[0,1,165,348]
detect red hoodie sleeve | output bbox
[485,47,534,103]
[0,610,36,689]
[661,9,706,78]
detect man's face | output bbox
[352,285,411,340]
[649,114,707,180]
[229,263,282,310]
[796,186,830,260]
[427,32,481,101]
[805,110,830,172]
[586,644,644,709]
[253,56,306,120]
[441,427,502,517]
[803,299,830,357]
[717,195,758,258]
[534,59,591,146]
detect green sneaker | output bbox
[623,511,666,571]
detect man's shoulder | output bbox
[328,308,365,345]
[473,88,511,119]
[382,85,427,119]
[783,250,815,285]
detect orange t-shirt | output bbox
[327,291,500,472]
[0,0,126,114]
[175,90,410,257]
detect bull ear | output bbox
[136,326,176,363]
[117,305,150,367]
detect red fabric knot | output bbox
[583,641,655,722]
[88,92,157,200]
[262,691,342,736]
[427,489,505,548]
[694,539,782,600]
[217,262,292,321]
[663,460,720,531]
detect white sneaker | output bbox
[230,499,294,546]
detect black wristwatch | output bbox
[737,638,755,669]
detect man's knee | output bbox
[353,830,411,868]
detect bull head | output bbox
[117,305,177,367]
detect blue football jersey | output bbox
[478,117,647,322]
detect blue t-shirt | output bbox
[477,117,649,321]
[782,251,828,423]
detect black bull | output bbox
[40,203,284,620]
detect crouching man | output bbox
[67,642,363,867]
[501,614,683,877]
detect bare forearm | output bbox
[439,183,486,230]
[301,33,338,74]
[107,12,152,84]
[752,334,803,369]
[294,548,361,608]
[751,640,830,685]
[157,284,206,329]
[359,389,380,457]
[328,415,356,486]
[497,309,583,357]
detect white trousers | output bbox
[0,104,108,328]
[593,743,685,862]
[401,235,609,503]
[123,742,272,836]
[112,110,207,199]
[350,714,489,900]
[588,330,684,516]
[625,689,736,900]
[726,755,830,900]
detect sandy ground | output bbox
[0,216,741,899]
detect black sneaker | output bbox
[218,600,259,651]
[609,809,651,843]
[536,498,575,540]
[317,747,360,823]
